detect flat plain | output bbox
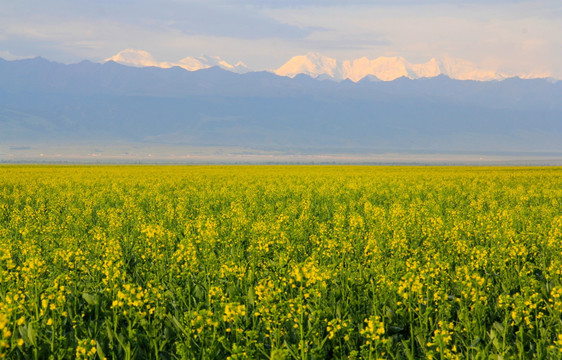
[0,165,561,359]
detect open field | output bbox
[2,143,562,165]
[0,165,561,359]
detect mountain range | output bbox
[0,56,561,161]
[108,49,553,82]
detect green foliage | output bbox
[0,165,561,359]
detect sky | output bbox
[1,0,561,78]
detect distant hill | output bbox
[0,57,561,158]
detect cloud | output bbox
[264,2,562,76]
[159,4,313,39]
[1,1,314,40]
[226,0,554,9]
[0,50,33,61]
[0,0,560,77]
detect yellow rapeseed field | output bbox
[0,165,561,359]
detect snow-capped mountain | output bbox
[105,49,164,68]
[275,52,343,80]
[275,52,507,82]
[105,49,249,73]
[437,57,502,81]
[176,55,248,73]
[341,56,421,82]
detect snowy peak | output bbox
[409,58,442,79]
[342,56,414,82]
[275,52,343,80]
[177,55,249,73]
[106,49,171,68]
[275,53,508,82]
[437,57,502,81]
[105,49,249,73]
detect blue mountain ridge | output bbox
[0,57,561,154]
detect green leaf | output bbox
[247,287,255,305]
[493,322,504,333]
[18,326,29,345]
[83,292,99,306]
[97,342,106,360]
[27,323,36,347]
[470,336,481,347]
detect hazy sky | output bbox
[1,0,561,77]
